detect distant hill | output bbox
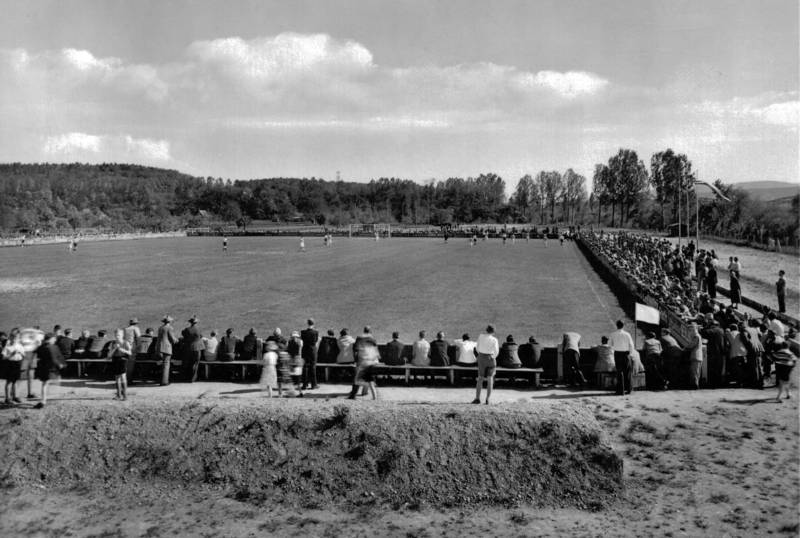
[731,181,799,201]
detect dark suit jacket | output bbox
[182,325,204,352]
[383,339,406,365]
[157,324,176,355]
[429,339,450,366]
[300,328,319,360]
[701,326,726,359]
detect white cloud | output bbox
[516,70,609,98]
[753,101,800,128]
[42,133,171,163]
[43,132,101,154]
[687,92,799,130]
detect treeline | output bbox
[0,158,796,246]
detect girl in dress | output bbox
[2,328,24,405]
[260,340,278,398]
[108,329,132,400]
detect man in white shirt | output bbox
[767,312,785,338]
[609,320,635,395]
[473,325,500,404]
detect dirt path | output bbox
[0,381,798,537]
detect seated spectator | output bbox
[429,331,450,367]
[767,312,786,338]
[57,328,75,360]
[383,331,406,366]
[240,328,259,360]
[73,329,90,358]
[135,328,155,359]
[85,330,110,358]
[453,333,477,367]
[497,335,522,368]
[518,336,541,368]
[411,330,430,366]
[337,328,356,364]
[317,329,340,364]
[203,330,219,361]
[593,336,615,374]
[218,328,239,361]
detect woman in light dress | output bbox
[260,340,278,398]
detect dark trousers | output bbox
[185,350,202,382]
[302,355,317,388]
[644,354,666,390]
[707,355,725,388]
[159,353,171,386]
[778,294,786,313]
[614,351,632,394]
[564,349,586,385]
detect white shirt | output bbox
[454,339,477,364]
[203,336,219,359]
[476,333,499,358]
[768,319,785,338]
[609,329,635,352]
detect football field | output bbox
[0,236,633,346]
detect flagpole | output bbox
[695,186,700,253]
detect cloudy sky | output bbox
[0,0,797,189]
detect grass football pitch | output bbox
[0,236,633,346]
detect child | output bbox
[33,333,65,408]
[276,348,293,397]
[108,329,132,400]
[1,329,24,405]
[260,341,278,398]
[287,331,304,397]
[772,341,797,402]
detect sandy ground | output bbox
[0,377,798,538]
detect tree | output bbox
[561,169,587,224]
[513,174,534,222]
[607,149,648,226]
[650,149,694,228]
[537,171,563,223]
[592,164,610,226]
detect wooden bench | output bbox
[66,358,111,377]
[315,363,542,387]
[199,359,263,380]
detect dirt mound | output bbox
[0,399,622,509]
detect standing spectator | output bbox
[643,332,666,390]
[772,341,797,402]
[336,328,355,364]
[108,329,132,400]
[729,271,742,310]
[317,329,339,364]
[156,315,176,386]
[383,331,406,366]
[411,330,431,366]
[687,323,704,389]
[182,316,204,382]
[2,329,24,405]
[266,328,288,351]
[560,331,586,386]
[218,328,239,361]
[706,262,718,300]
[453,333,477,367]
[745,320,766,388]
[123,319,141,382]
[56,328,75,360]
[348,328,379,400]
[429,331,450,367]
[260,341,278,398]
[473,325,499,404]
[701,320,727,388]
[33,333,65,409]
[203,330,219,361]
[518,336,542,368]
[498,335,522,369]
[726,323,748,386]
[300,318,320,390]
[240,328,259,361]
[609,320,635,395]
[287,331,304,397]
[776,270,787,313]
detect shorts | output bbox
[476,353,496,378]
[112,357,127,376]
[775,363,795,382]
[1,360,21,382]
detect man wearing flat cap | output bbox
[156,315,176,385]
[182,315,204,382]
[124,318,141,382]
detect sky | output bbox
[0,0,797,192]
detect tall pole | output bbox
[678,181,682,249]
[695,186,700,253]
